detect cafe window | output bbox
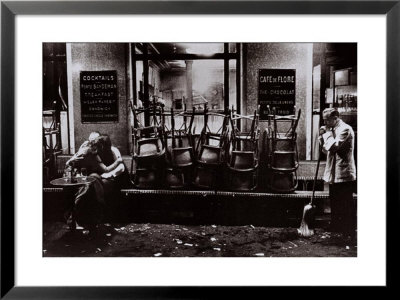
[43,43,70,154]
[131,43,241,129]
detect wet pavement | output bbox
[43,222,357,257]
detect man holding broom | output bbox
[319,108,357,240]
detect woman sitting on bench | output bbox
[94,134,129,202]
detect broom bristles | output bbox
[298,204,315,237]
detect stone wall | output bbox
[244,43,313,159]
[68,43,129,154]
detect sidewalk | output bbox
[43,222,357,257]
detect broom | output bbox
[298,144,322,237]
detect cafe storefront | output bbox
[43,42,357,226]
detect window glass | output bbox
[158,60,229,133]
[229,60,238,111]
[192,60,224,110]
[152,43,224,54]
[184,43,224,54]
[229,43,237,53]
[134,43,239,134]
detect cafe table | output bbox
[50,176,96,231]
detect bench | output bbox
[43,155,357,227]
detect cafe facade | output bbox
[43,42,357,225]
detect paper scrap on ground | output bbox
[154,253,162,257]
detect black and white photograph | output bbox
[2,0,396,293]
[42,42,358,258]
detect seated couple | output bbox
[65,132,129,231]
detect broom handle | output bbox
[311,143,322,206]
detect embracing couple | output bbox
[65,132,129,232]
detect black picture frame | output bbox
[1,0,398,298]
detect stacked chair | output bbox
[163,108,196,189]
[130,100,166,188]
[43,110,62,184]
[193,107,230,189]
[265,108,301,193]
[225,109,260,191]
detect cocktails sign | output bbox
[80,70,118,123]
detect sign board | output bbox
[80,70,118,123]
[258,69,296,119]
